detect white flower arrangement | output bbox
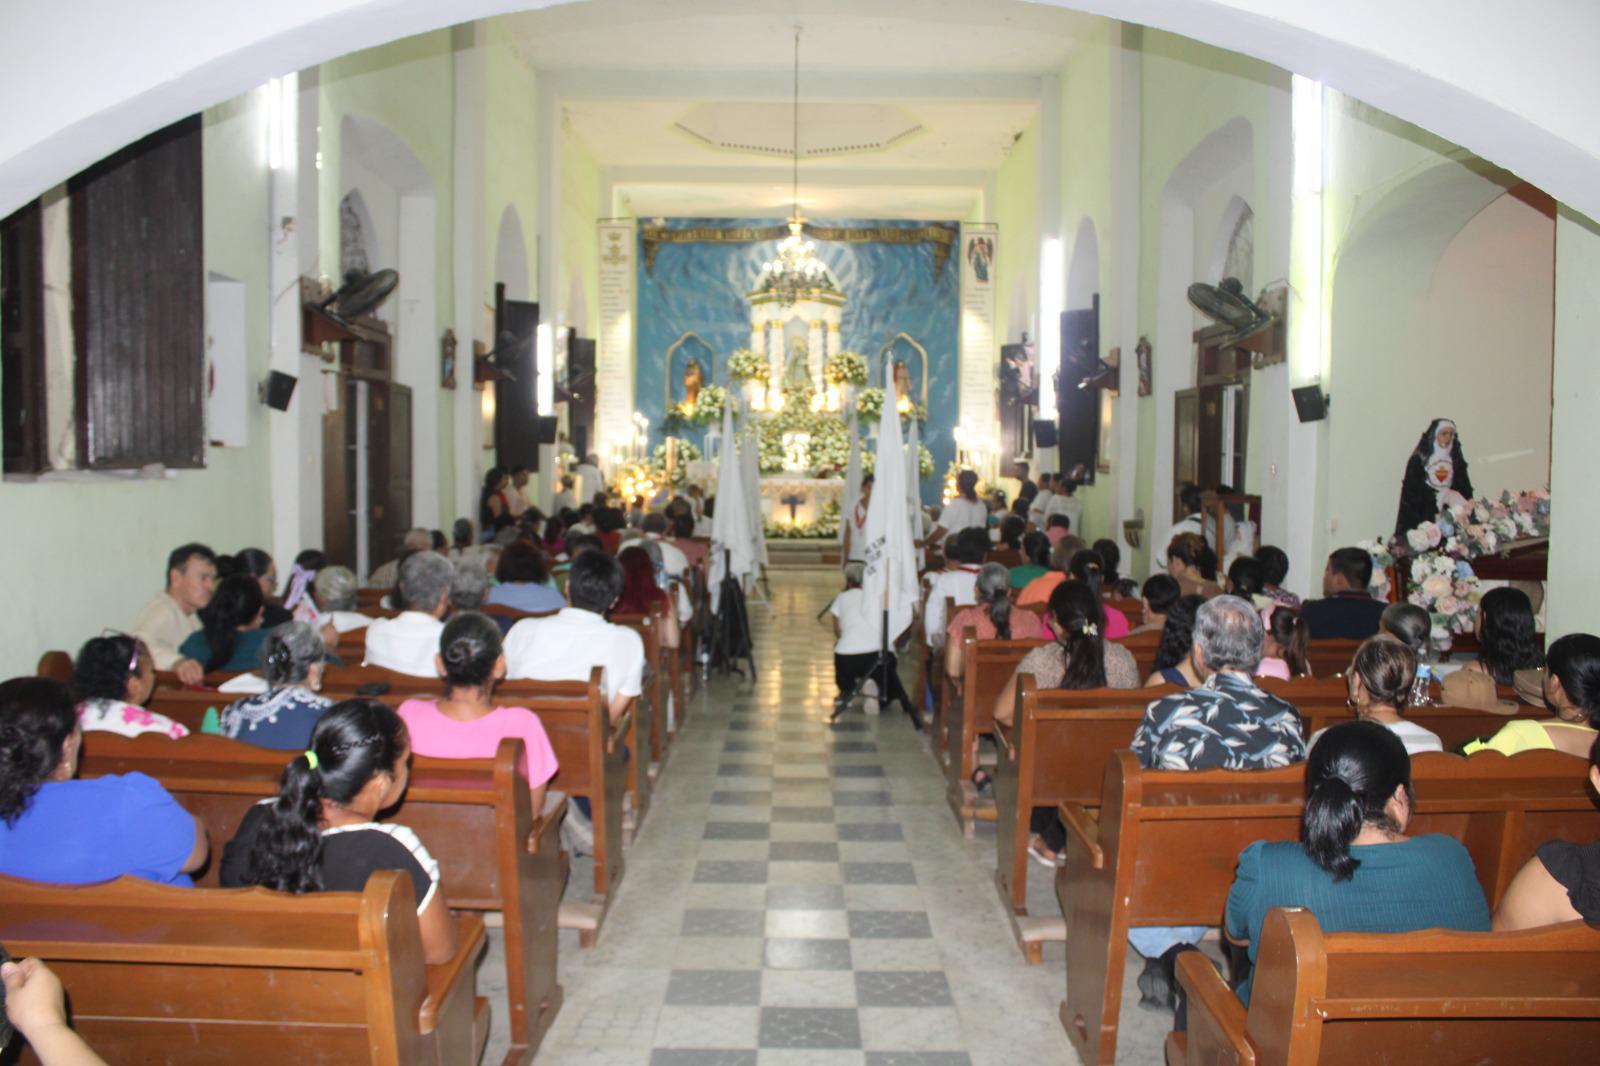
[649,439,702,488]
[726,348,769,382]
[824,350,869,387]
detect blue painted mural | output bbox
[635,217,959,503]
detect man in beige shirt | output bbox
[133,543,217,684]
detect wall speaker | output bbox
[1291,384,1328,423]
[259,371,297,411]
[534,415,559,444]
[1032,419,1058,448]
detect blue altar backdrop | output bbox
[635,217,959,504]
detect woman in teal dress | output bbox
[178,574,269,673]
[1224,720,1491,1005]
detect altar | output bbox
[757,476,845,531]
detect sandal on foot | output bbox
[970,768,993,794]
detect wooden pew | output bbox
[1057,748,1600,1066]
[1305,638,1363,678]
[1172,909,1600,1066]
[0,871,486,1066]
[994,675,1548,926]
[1117,630,1162,679]
[610,606,662,819]
[76,732,567,1065]
[941,632,1047,837]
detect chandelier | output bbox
[757,27,835,307]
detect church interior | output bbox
[0,2,1597,1064]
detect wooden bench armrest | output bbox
[1057,802,1103,869]
[992,719,1015,759]
[420,913,486,1033]
[531,793,568,855]
[1175,950,1254,1066]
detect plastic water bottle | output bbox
[1410,663,1433,707]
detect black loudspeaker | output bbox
[1032,419,1058,448]
[534,416,559,444]
[259,371,297,411]
[1292,384,1329,423]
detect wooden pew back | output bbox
[1060,747,1600,1066]
[0,871,478,1066]
[1176,909,1600,1066]
[74,732,563,1062]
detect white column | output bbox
[1546,208,1600,637]
[1036,72,1063,475]
[808,317,824,390]
[768,320,784,384]
[268,73,306,567]
[451,23,487,523]
[827,318,841,359]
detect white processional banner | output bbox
[959,222,999,454]
[597,220,636,458]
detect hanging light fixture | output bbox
[757,27,836,307]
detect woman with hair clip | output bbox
[72,633,188,738]
[396,612,558,813]
[993,582,1138,866]
[1224,720,1489,1006]
[220,622,332,750]
[177,573,267,673]
[1256,603,1311,681]
[1493,733,1600,930]
[1068,549,1131,638]
[1460,586,1544,686]
[1307,637,1441,753]
[1465,633,1600,756]
[1144,594,1206,689]
[220,700,458,965]
[1166,532,1223,599]
[285,549,327,625]
[945,562,1044,682]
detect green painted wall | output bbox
[559,114,602,341]
[1546,208,1600,639]
[994,117,1037,355]
[484,20,540,303]
[0,91,274,678]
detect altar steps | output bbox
[764,539,841,569]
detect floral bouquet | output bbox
[1357,538,1394,601]
[665,384,725,429]
[727,348,769,382]
[1408,551,1481,650]
[858,443,933,478]
[856,387,884,422]
[649,439,702,488]
[824,350,869,388]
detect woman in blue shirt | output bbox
[0,677,207,886]
[486,540,565,615]
[221,621,333,750]
[1225,720,1491,1005]
[178,573,269,673]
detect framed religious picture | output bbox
[1136,335,1153,397]
[440,329,458,389]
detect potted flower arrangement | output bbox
[650,440,702,489]
[727,348,768,382]
[856,387,884,422]
[824,350,869,388]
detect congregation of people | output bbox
[1,447,1595,1062]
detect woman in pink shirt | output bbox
[397,612,559,812]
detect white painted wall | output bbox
[1547,210,1600,639]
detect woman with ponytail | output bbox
[220,700,457,964]
[1306,637,1441,754]
[1068,549,1131,638]
[396,612,558,812]
[1224,720,1489,1005]
[993,582,1138,866]
[945,563,1044,681]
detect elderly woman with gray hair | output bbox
[220,621,333,750]
[310,565,374,634]
[945,562,1044,681]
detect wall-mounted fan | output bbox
[320,268,399,322]
[1186,276,1274,346]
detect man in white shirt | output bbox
[1155,482,1207,562]
[1028,472,1056,528]
[1046,477,1086,541]
[641,513,688,580]
[369,528,434,589]
[363,552,452,676]
[504,550,644,722]
[550,475,578,514]
[575,454,605,507]
[133,542,217,683]
[927,470,987,547]
[505,465,532,518]
[921,528,986,648]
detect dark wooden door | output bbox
[567,336,596,461]
[366,381,412,567]
[1173,387,1200,518]
[322,376,355,569]
[1058,297,1100,481]
[1,202,46,473]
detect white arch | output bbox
[1208,194,1253,289]
[0,1,1598,222]
[1065,216,1100,312]
[494,204,530,302]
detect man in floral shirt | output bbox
[1127,595,1307,1010]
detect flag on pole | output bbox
[903,405,924,571]
[710,399,755,611]
[838,405,862,552]
[855,364,919,641]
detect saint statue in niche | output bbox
[893,359,914,401]
[784,335,812,392]
[683,358,703,408]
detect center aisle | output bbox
[535,570,1069,1065]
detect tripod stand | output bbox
[830,602,918,730]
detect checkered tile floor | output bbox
[527,570,1075,1065]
